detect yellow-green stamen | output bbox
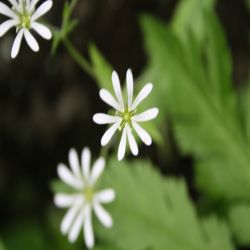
[84,186,94,202]
[117,104,137,131]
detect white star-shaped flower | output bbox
[0,0,53,58]
[54,147,115,249]
[93,69,159,161]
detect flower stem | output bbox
[63,37,95,79]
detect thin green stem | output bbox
[62,37,95,79]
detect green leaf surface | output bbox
[96,159,234,250]
[139,7,250,201]
[228,203,250,246]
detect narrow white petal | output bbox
[57,163,83,189]
[61,197,83,234]
[99,89,122,112]
[24,29,39,52]
[95,189,116,203]
[8,0,19,9]
[0,2,17,18]
[90,157,105,185]
[69,148,81,179]
[11,29,24,59]
[93,113,120,125]
[0,19,18,37]
[133,108,159,122]
[84,208,94,249]
[31,21,52,40]
[81,147,91,179]
[93,202,113,228]
[54,193,77,208]
[101,122,120,146]
[68,210,84,243]
[118,127,127,161]
[132,121,152,146]
[112,71,124,110]
[31,0,52,21]
[131,83,153,110]
[127,126,138,156]
[28,0,39,11]
[126,69,133,108]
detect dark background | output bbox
[0,0,249,245]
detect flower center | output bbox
[84,186,94,203]
[19,13,31,29]
[117,105,137,131]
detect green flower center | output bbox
[117,105,137,131]
[84,186,94,203]
[19,13,31,29]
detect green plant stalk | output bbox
[63,37,95,79]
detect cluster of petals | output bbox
[93,69,159,161]
[0,0,53,58]
[54,147,115,249]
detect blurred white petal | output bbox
[126,68,133,108]
[0,2,17,18]
[99,89,122,112]
[11,29,24,59]
[0,19,18,37]
[31,0,52,21]
[95,189,115,203]
[84,208,94,249]
[24,29,39,52]
[101,122,120,146]
[132,121,152,146]
[69,148,81,179]
[93,113,120,125]
[81,147,91,179]
[112,71,124,110]
[133,108,159,122]
[90,157,105,185]
[131,83,153,110]
[127,126,138,156]
[93,202,113,228]
[31,21,52,39]
[118,127,127,161]
[54,193,77,208]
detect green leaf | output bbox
[228,203,250,246]
[97,159,234,250]
[139,11,250,200]
[0,240,7,250]
[88,44,113,91]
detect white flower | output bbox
[0,0,53,58]
[54,147,115,249]
[93,69,159,161]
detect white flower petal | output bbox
[93,113,120,125]
[54,193,77,208]
[127,126,138,156]
[0,2,17,18]
[60,197,83,235]
[99,89,122,112]
[112,71,124,110]
[84,208,94,249]
[69,148,81,179]
[132,121,152,146]
[11,29,24,59]
[118,126,127,161]
[133,108,159,122]
[31,21,52,40]
[90,157,105,185]
[31,0,52,21]
[24,29,39,52]
[68,210,84,243]
[131,83,153,110]
[0,19,18,37]
[93,201,113,228]
[81,147,91,179]
[28,0,39,11]
[95,189,116,204]
[101,121,120,146]
[57,163,83,190]
[126,69,133,108]
[8,0,19,9]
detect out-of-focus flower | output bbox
[93,69,159,161]
[54,147,115,249]
[0,0,53,58]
